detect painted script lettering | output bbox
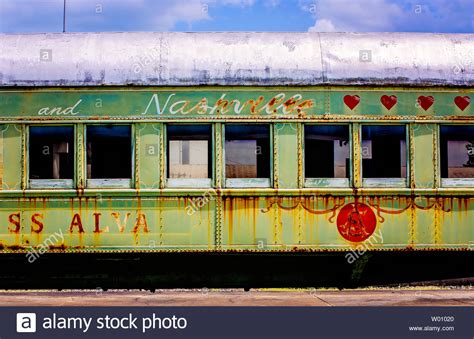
[38,99,82,116]
[141,93,314,116]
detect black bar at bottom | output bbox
[2,307,472,338]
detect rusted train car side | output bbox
[0,32,472,287]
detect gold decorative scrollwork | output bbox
[367,197,452,223]
[261,197,345,223]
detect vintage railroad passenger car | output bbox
[0,32,472,288]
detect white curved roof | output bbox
[0,32,472,87]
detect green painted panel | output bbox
[328,89,473,117]
[412,208,435,248]
[0,90,318,119]
[0,85,473,253]
[161,198,215,248]
[0,88,471,120]
[440,200,474,246]
[0,124,22,190]
[136,123,162,189]
[0,195,471,251]
[275,123,299,189]
[413,124,436,188]
[374,212,410,248]
[0,197,215,251]
[221,197,280,250]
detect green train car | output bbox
[0,32,472,288]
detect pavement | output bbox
[0,288,472,306]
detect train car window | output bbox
[29,126,74,188]
[86,125,132,188]
[361,125,407,187]
[304,125,350,187]
[166,125,212,187]
[440,125,474,186]
[225,124,271,187]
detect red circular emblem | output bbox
[337,203,376,242]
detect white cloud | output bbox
[308,19,337,32]
[305,0,404,32]
[149,0,211,31]
[304,0,473,33]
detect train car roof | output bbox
[0,32,472,87]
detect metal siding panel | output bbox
[137,123,161,189]
[440,198,473,247]
[275,123,299,189]
[0,124,22,190]
[413,124,436,188]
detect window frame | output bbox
[360,124,409,188]
[164,123,214,188]
[85,124,134,189]
[223,123,273,188]
[27,124,76,189]
[439,124,474,188]
[303,123,352,188]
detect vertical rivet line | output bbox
[159,198,163,246]
[298,203,303,245]
[159,123,165,189]
[273,202,279,246]
[410,201,416,247]
[297,123,304,188]
[273,124,279,189]
[215,122,222,189]
[135,125,140,189]
[409,123,415,189]
[76,124,84,189]
[216,194,222,250]
[214,122,223,251]
[21,124,27,190]
[352,123,361,188]
[433,124,439,188]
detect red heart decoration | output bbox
[454,96,470,111]
[381,95,397,110]
[417,96,434,111]
[344,95,360,110]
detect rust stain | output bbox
[226,197,233,245]
[6,245,22,251]
[252,197,257,243]
[249,96,265,114]
[49,244,67,250]
[85,197,89,214]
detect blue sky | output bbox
[0,0,472,33]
